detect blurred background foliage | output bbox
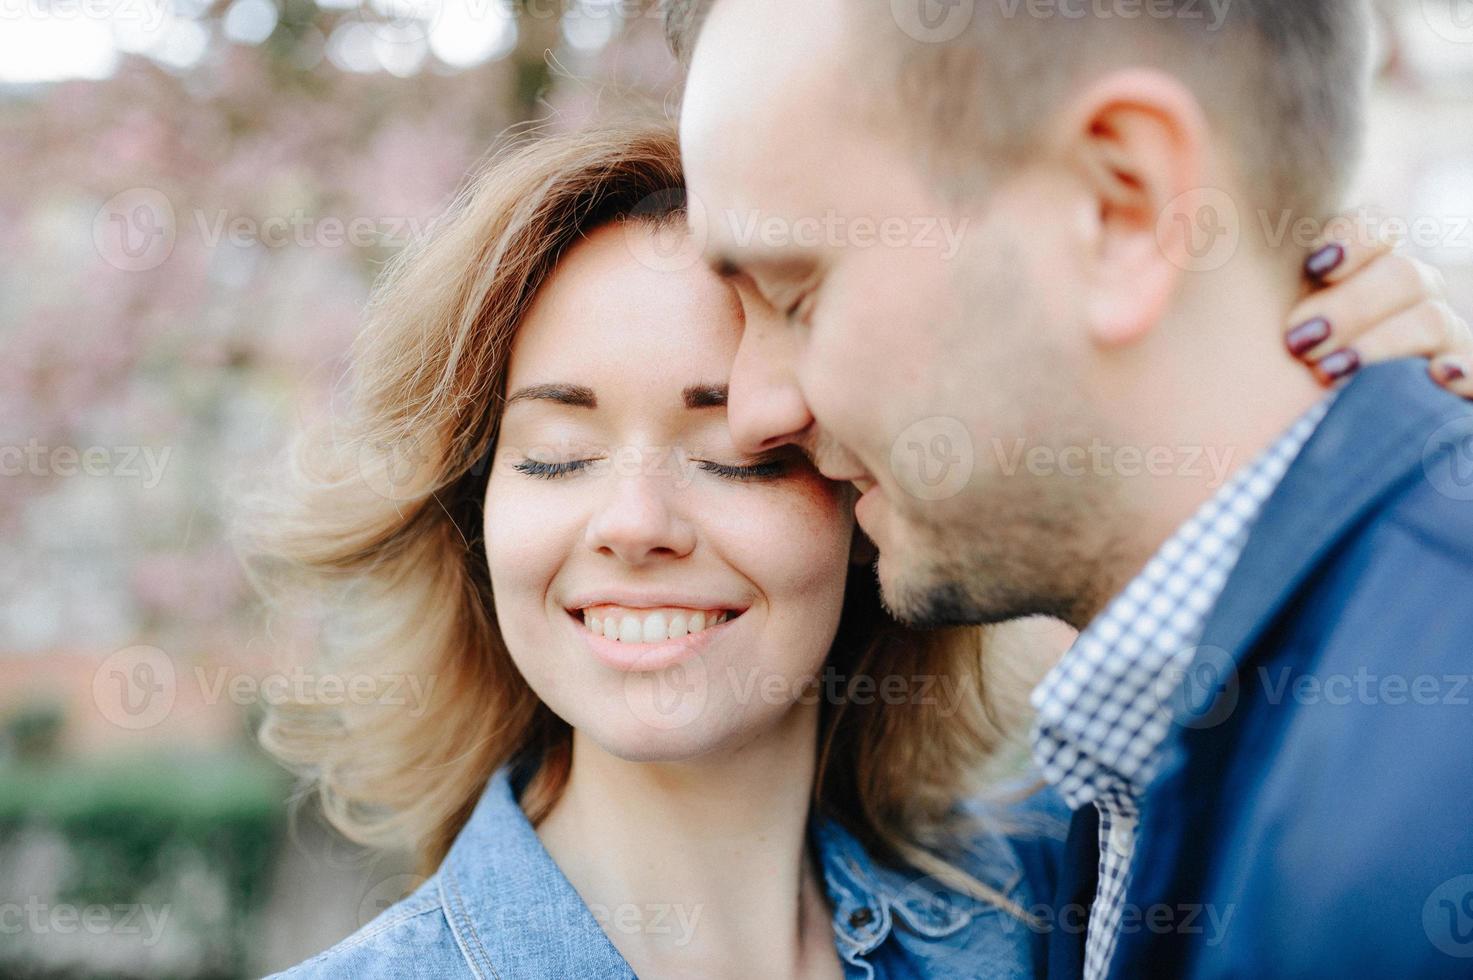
[1,0,1471,975]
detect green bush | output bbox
[0,751,289,979]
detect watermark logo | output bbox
[93,188,176,272]
[890,417,974,501]
[619,663,973,732]
[624,188,707,274]
[1157,187,1240,273]
[92,645,178,730]
[991,438,1237,488]
[356,0,440,44]
[1424,875,1473,958]
[358,874,426,928]
[622,654,712,731]
[359,434,437,502]
[0,440,172,488]
[0,899,171,945]
[1423,0,1473,44]
[193,208,426,250]
[891,0,976,42]
[92,646,437,729]
[0,0,169,31]
[1159,645,1239,729]
[1257,666,1473,708]
[589,901,704,946]
[1423,416,1473,502]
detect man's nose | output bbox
[727,306,814,455]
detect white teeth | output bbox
[580,606,735,643]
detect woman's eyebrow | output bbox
[503,383,597,409]
[503,382,727,411]
[683,383,728,409]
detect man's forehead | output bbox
[678,0,854,166]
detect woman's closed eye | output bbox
[696,457,788,481]
[512,458,598,479]
[511,451,791,482]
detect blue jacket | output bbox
[1045,360,1473,978]
[272,761,1069,979]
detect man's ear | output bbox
[1059,69,1210,349]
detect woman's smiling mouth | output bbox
[578,605,734,643]
[563,600,748,672]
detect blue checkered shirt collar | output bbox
[1030,394,1336,811]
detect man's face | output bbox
[679,0,1103,627]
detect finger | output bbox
[1285,254,1446,363]
[1345,300,1471,363]
[1305,301,1471,385]
[1308,212,1408,284]
[1430,356,1473,401]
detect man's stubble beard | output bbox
[876,224,1127,629]
[873,472,1125,631]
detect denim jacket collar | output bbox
[438,761,637,979]
[815,809,1023,957]
[437,762,1027,977]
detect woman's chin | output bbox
[580,721,731,764]
[573,696,773,765]
[534,661,821,764]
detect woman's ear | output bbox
[1061,68,1212,350]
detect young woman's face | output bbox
[484,221,854,760]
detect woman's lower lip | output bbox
[569,611,739,672]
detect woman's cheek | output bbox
[722,475,854,604]
[482,481,575,608]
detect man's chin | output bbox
[875,550,981,628]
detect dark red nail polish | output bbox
[1316,348,1362,384]
[1287,317,1332,357]
[1306,243,1346,281]
[1439,361,1469,384]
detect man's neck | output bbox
[1080,265,1327,624]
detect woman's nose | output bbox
[582,468,698,565]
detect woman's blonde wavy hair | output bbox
[234,118,1039,910]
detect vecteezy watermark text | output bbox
[992,438,1238,488]
[1,440,171,489]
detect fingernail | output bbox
[1305,243,1346,281]
[1286,317,1332,358]
[1316,348,1362,384]
[1437,360,1469,384]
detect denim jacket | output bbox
[271,764,1066,979]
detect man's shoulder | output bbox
[266,878,462,979]
[1331,360,1473,556]
[1379,438,1473,565]
[1252,362,1473,620]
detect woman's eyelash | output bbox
[512,458,596,479]
[697,459,788,481]
[512,456,787,482]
